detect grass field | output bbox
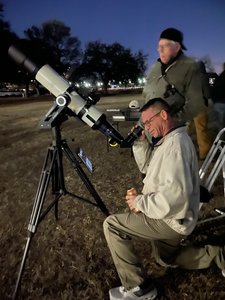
[0,93,225,300]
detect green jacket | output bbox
[143,54,206,122]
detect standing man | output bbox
[103,98,225,300]
[143,27,212,159]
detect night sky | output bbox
[3,0,225,73]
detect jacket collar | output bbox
[153,125,186,147]
[158,51,183,75]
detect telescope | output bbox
[8,44,144,300]
[8,45,125,145]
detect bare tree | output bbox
[200,55,215,73]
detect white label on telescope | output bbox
[112,115,125,121]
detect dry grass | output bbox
[0,94,225,300]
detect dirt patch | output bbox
[0,94,225,299]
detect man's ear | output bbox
[175,42,181,53]
[160,110,168,120]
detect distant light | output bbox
[84,81,91,88]
[137,77,146,85]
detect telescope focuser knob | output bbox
[56,94,71,107]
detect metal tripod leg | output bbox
[61,140,109,216]
[13,146,63,300]
[13,124,109,299]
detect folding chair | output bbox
[198,127,225,225]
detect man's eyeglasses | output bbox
[157,41,176,51]
[143,111,162,127]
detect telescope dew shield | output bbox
[8,44,124,145]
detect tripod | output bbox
[13,113,109,299]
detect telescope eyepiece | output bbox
[120,125,143,148]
